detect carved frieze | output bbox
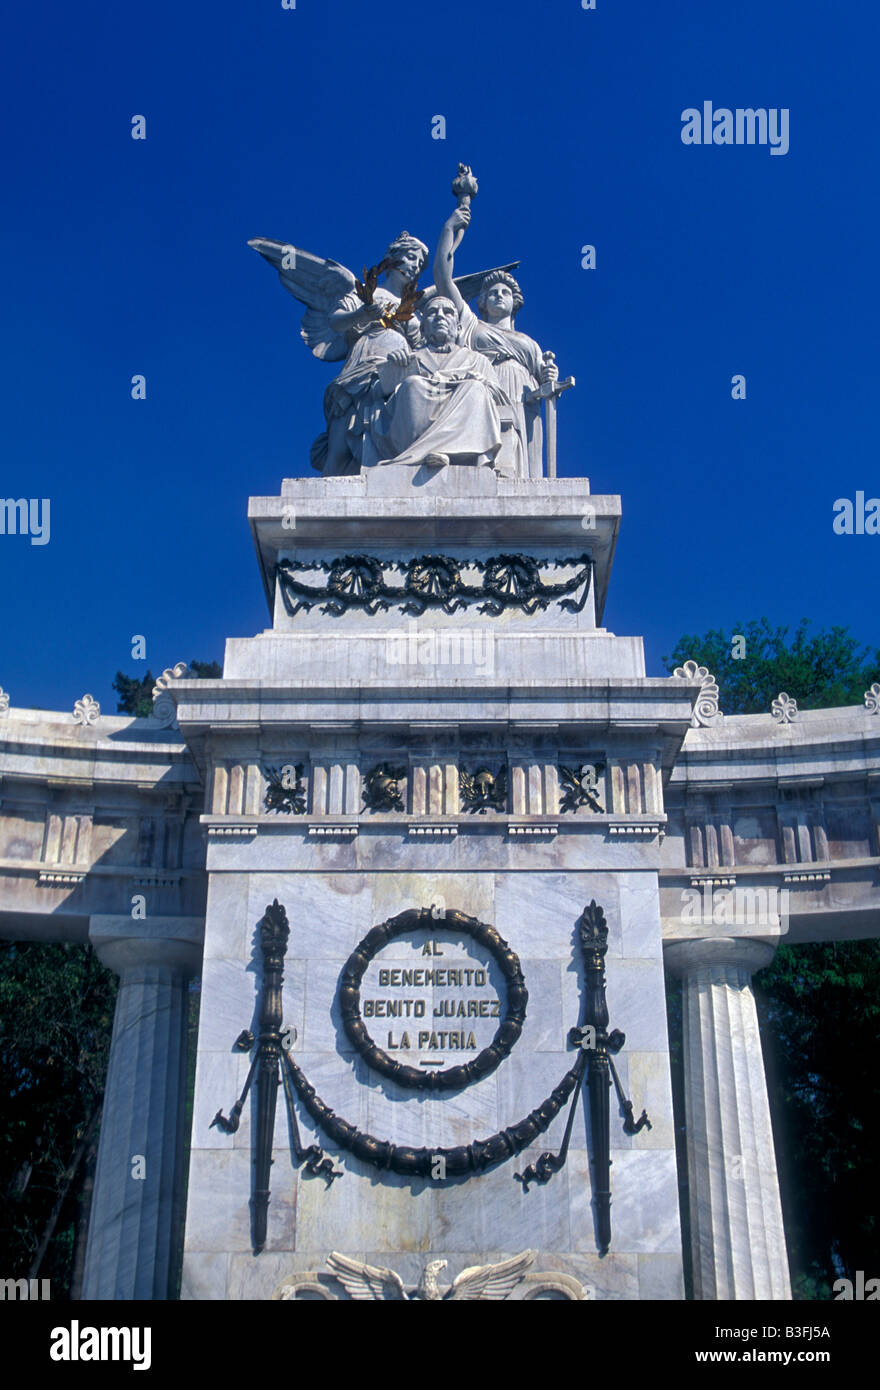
[558,762,605,813]
[276,552,592,617]
[459,764,507,813]
[264,763,307,815]
[363,763,406,812]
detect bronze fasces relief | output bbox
[558,762,606,814]
[264,763,307,814]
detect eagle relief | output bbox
[273,1252,591,1301]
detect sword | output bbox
[526,351,575,479]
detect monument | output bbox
[3,167,879,1302]
[176,167,693,1301]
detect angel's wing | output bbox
[248,239,359,362]
[446,1250,535,1301]
[325,1251,408,1301]
[419,261,521,304]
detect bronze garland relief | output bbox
[211,898,650,1257]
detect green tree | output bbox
[113,660,222,716]
[664,619,880,1300]
[0,942,117,1296]
[755,942,880,1300]
[663,617,879,715]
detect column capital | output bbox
[89,914,204,978]
[665,935,777,980]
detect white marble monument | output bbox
[4,169,878,1302]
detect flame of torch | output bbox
[452,163,479,208]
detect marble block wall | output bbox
[182,866,683,1301]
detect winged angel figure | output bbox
[249,231,519,475]
[321,1250,535,1301]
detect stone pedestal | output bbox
[82,916,202,1300]
[665,938,792,1300]
[175,471,701,1300]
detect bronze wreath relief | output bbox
[211,898,651,1256]
[339,908,526,1091]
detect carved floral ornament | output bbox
[72,694,100,726]
[865,683,880,715]
[771,691,799,724]
[672,660,721,727]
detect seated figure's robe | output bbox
[367,344,510,468]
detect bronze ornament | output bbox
[338,907,527,1091]
[276,551,593,617]
[211,897,652,1256]
[362,763,406,812]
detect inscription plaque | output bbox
[339,907,527,1091]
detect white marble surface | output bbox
[183,865,681,1299]
[666,938,792,1300]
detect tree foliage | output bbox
[112,660,222,717]
[754,941,880,1300]
[664,618,880,1299]
[0,942,117,1294]
[663,617,879,716]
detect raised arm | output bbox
[432,207,471,314]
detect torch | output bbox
[450,164,478,250]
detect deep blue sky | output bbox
[1,1,877,713]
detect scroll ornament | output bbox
[151,664,192,730]
[673,660,721,727]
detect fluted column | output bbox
[665,937,791,1301]
[82,916,203,1300]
